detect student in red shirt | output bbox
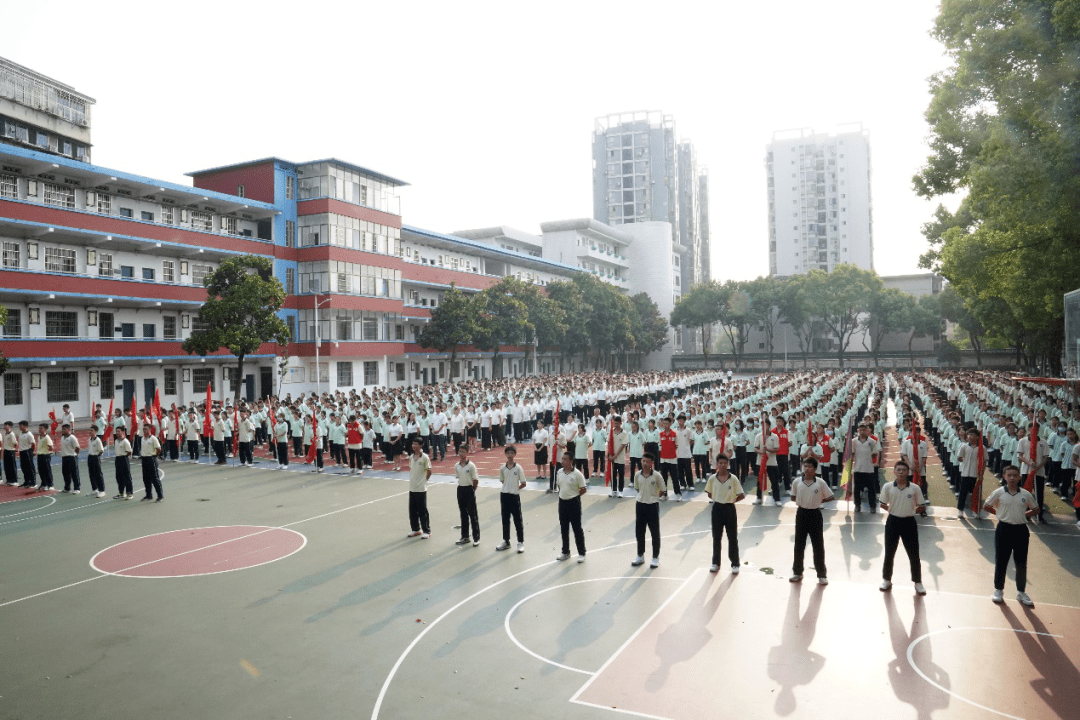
[658,416,682,501]
[346,415,364,476]
[774,416,792,495]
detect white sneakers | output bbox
[557,553,570,561]
[577,555,586,564]
[517,543,525,554]
[991,589,1004,603]
[650,558,659,568]
[709,564,719,573]
[914,583,926,596]
[1017,592,1034,607]
[631,556,645,566]
[790,574,803,583]
[880,580,893,592]
[753,498,763,505]
[731,565,740,575]
[496,541,510,551]
[420,533,430,540]
[818,577,829,586]
[407,531,422,538]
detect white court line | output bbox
[907,627,1064,720]
[0,498,110,526]
[568,571,699,711]
[0,490,406,608]
[504,576,684,676]
[0,494,56,518]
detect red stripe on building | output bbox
[0,270,208,303]
[296,198,401,229]
[189,163,276,204]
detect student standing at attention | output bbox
[705,455,744,574]
[790,457,834,585]
[555,451,588,563]
[631,452,662,568]
[983,464,1039,607]
[496,445,527,553]
[454,445,481,547]
[139,423,163,502]
[113,427,133,500]
[406,438,432,539]
[86,425,106,498]
[878,459,927,595]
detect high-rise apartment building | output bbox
[766,126,873,277]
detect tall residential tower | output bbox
[766,125,872,276]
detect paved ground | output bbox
[1,407,1078,720]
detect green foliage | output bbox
[670,280,725,366]
[628,292,669,358]
[914,0,1080,373]
[182,255,290,403]
[860,287,917,365]
[472,277,531,378]
[418,284,476,379]
[804,265,882,367]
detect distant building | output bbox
[1,57,94,163]
[766,125,873,276]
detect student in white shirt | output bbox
[59,424,82,494]
[139,423,163,501]
[406,439,432,539]
[496,445,527,553]
[555,450,588,562]
[705,456,744,574]
[86,425,106,498]
[983,464,1039,606]
[878,459,926,595]
[790,457,835,585]
[453,445,480,547]
[113,427,133,499]
[532,421,549,480]
[631,452,662,568]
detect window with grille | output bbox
[161,206,173,225]
[3,241,19,269]
[163,316,177,340]
[98,253,113,276]
[221,216,237,235]
[308,363,328,382]
[395,363,405,382]
[190,211,213,232]
[45,311,77,337]
[46,371,78,402]
[4,373,22,405]
[0,174,17,199]
[191,368,215,393]
[45,247,76,273]
[98,312,114,338]
[43,183,75,208]
[163,368,177,396]
[286,315,295,341]
[191,264,213,286]
[285,176,294,200]
[192,317,210,334]
[162,260,175,283]
[336,318,351,341]
[95,192,111,214]
[286,220,296,247]
[285,268,295,294]
[395,324,404,341]
[3,309,21,337]
[337,361,352,386]
[99,369,114,399]
[363,361,378,385]
[143,323,156,339]
[362,318,377,341]
[337,273,348,292]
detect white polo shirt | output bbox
[454,460,478,487]
[793,477,833,509]
[704,473,742,504]
[851,437,880,473]
[984,486,1037,524]
[879,481,925,518]
[499,462,526,494]
[557,467,587,500]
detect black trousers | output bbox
[19,449,36,486]
[610,461,625,492]
[349,448,362,469]
[793,507,826,578]
[187,439,200,461]
[734,446,748,480]
[239,441,253,465]
[3,449,16,483]
[678,458,694,488]
[141,456,162,499]
[559,496,586,556]
[882,515,921,582]
[168,438,179,461]
[500,492,524,543]
[767,465,781,501]
[457,485,480,540]
[481,427,492,450]
[574,457,590,478]
[61,455,81,491]
[292,436,303,457]
[212,440,226,463]
[629,456,643,481]
[408,491,430,533]
[660,461,681,495]
[693,454,709,480]
[854,471,879,508]
[549,460,559,492]
[36,455,54,488]
[635,502,661,559]
[277,442,290,467]
[451,432,464,453]
[777,455,792,491]
[711,502,739,567]
[994,522,1029,592]
[115,456,132,496]
[592,450,605,475]
[87,454,104,493]
[956,475,976,511]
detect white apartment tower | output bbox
[766,126,873,276]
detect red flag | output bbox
[911,420,923,495]
[152,388,163,442]
[202,383,213,436]
[758,413,768,493]
[305,411,319,464]
[103,397,115,444]
[551,400,560,468]
[49,407,58,435]
[1023,421,1039,493]
[130,391,138,438]
[972,427,986,513]
[841,418,855,501]
[717,423,728,470]
[604,416,614,487]
[233,405,239,457]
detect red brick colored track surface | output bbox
[90,526,307,578]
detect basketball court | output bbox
[1,432,1078,720]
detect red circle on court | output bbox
[90,525,306,578]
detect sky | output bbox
[7,0,956,281]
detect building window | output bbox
[221,216,238,235]
[337,361,352,386]
[162,260,175,283]
[95,193,111,214]
[161,206,174,225]
[163,316,177,340]
[43,183,75,209]
[119,207,134,218]
[2,241,19,269]
[285,176,294,200]
[121,323,135,338]
[98,253,113,277]
[143,323,156,339]
[395,324,404,341]
[286,315,295,341]
[363,361,378,385]
[139,210,154,222]
[191,368,215,393]
[336,318,351,341]
[190,211,213,232]
[98,312,114,338]
[395,363,405,382]
[2,309,21,337]
[237,185,245,198]
[0,174,16,199]
[45,311,78,338]
[163,368,177,396]
[4,373,23,406]
[99,369,114,399]
[362,318,377,341]
[191,264,213,286]
[285,267,295,294]
[46,371,78,403]
[286,219,296,247]
[142,268,155,281]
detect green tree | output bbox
[472,277,531,379]
[571,273,632,370]
[747,276,784,369]
[626,292,669,369]
[545,280,588,373]
[805,265,881,369]
[717,280,754,369]
[670,280,724,368]
[776,274,817,368]
[182,255,290,405]
[909,295,942,368]
[860,287,916,367]
[417,283,476,380]
[914,0,1080,374]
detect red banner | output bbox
[103,398,114,444]
[1023,421,1038,493]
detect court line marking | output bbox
[504,576,683,676]
[568,571,699,710]
[571,698,674,720]
[907,627,1064,720]
[89,526,309,579]
[0,490,407,608]
[0,494,56,518]
[0,498,111,526]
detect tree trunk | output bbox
[700,325,709,368]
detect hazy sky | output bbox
[8,0,955,281]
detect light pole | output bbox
[312,293,331,400]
